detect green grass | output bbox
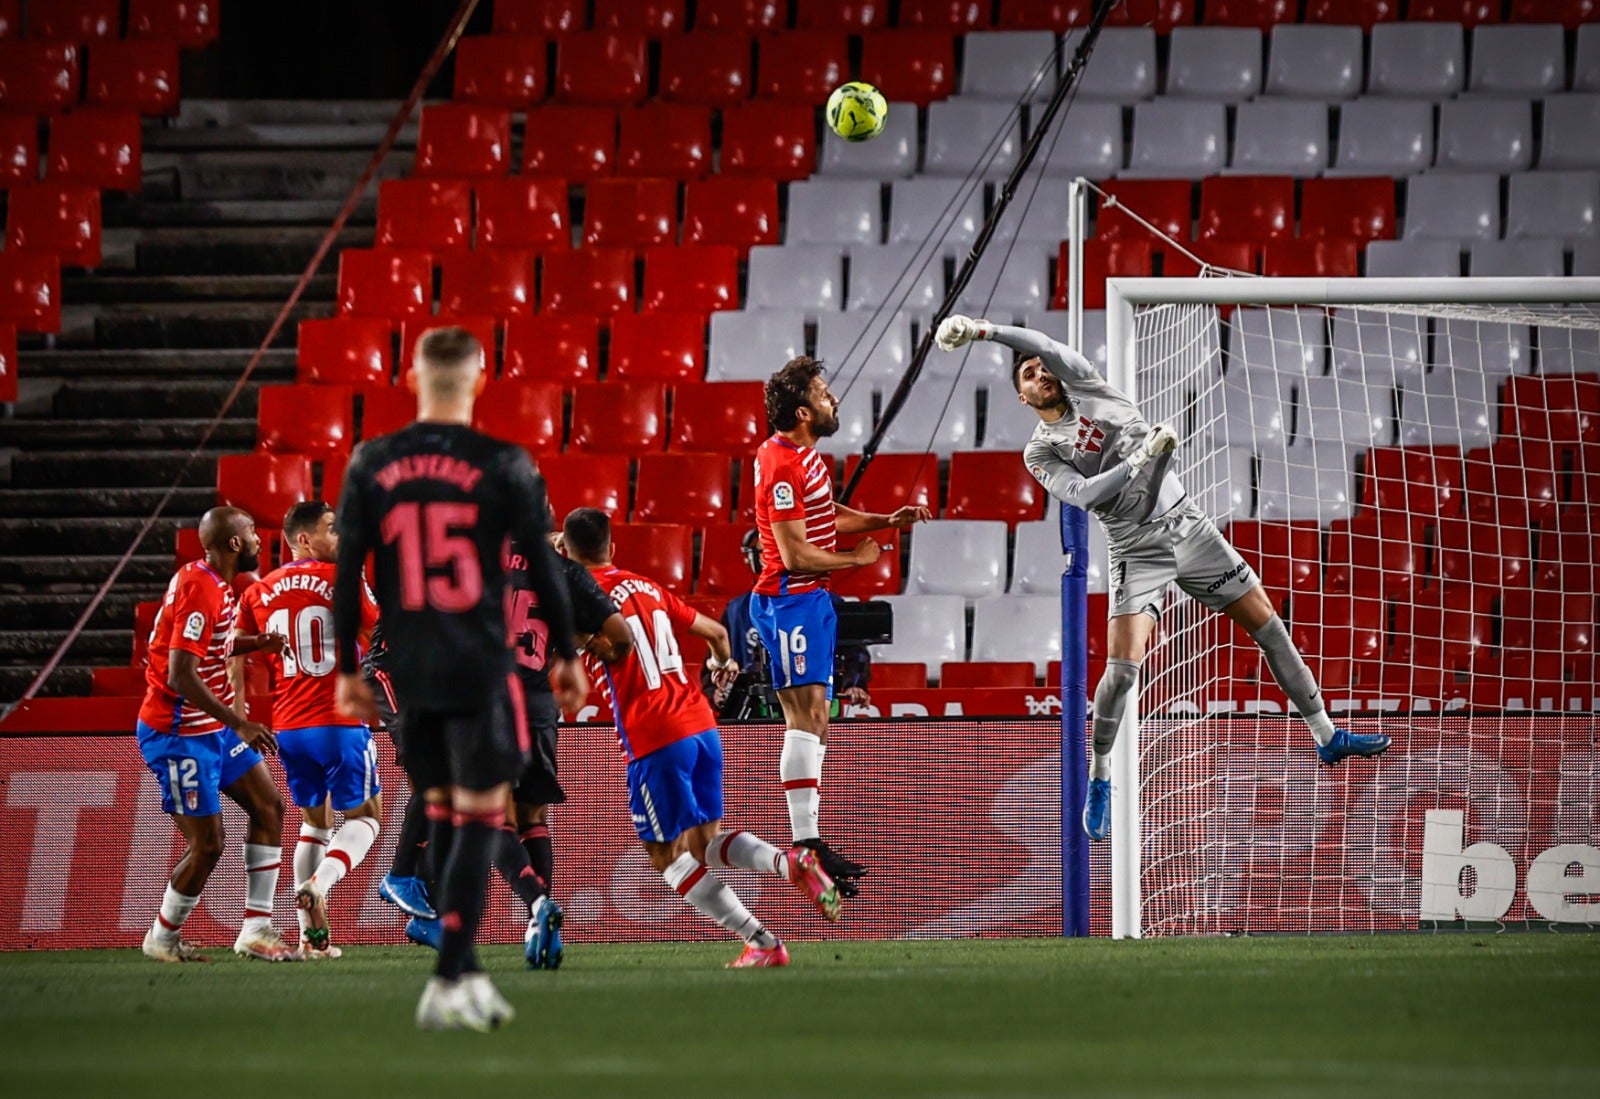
[3,935,1598,1097]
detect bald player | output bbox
[935,316,1391,842]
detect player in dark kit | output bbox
[331,327,587,1032]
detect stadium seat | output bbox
[706,308,807,380]
[593,0,685,31]
[1075,27,1157,101]
[1213,373,1289,450]
[817,310,913,391]
[1166,27,1262,100]
[522,107,616,179]
[1539,324,1600,376]
[1469,239,1564,279]
[335,248,430,320]
[609,523,694,591]
[1504,373,1600,447]
[1468,25,1565,96]
[832,526,904,599]
[970,595,1061,676]
[1227,307,1325,375]
[1360,445,1465,520]
[718,102,816,180]
[85,39,178,115]
[1538,96,1600,172]
[754,31,849,102]
[1305,0,1398,26]
[1,249,63,333]
[358,386,415,440]
[1096,179,1192,242]
[659,32,750,106]
[1199,176,1294,244]
[1501,592,1596,675]
[0,113,36,188]
[256,385,352,458]
[556,32,648,105]
[474,177,570,252]
[1330,308,1424,383]
[955,241,1052,313]
[1393,584,1488,674]
[1107,0,1194,31]
[1511,0,1599,27]
[1464,440,1558,528]
[786,180,883,245]
[1397,372,1495,449]
[402,316,497,378]
[582,178,678,247]
[794,0,890,28]
[633,453,732,524]
[982,390,1042,451]
[296,317,392,386]
[453,34,546,107]
[615,104,712,179]
[6,183,101,267]
[607,312,705,382]
[670,381,766,453]
[878,377,982,457]
[1227,519,1322,597]
[1032,102,1124,178]
[694,0,784,30]
[471,380,563,452]
[859,32,955,108]
[1297,375,1391,449]
[93,665,148,696]
[217,454,313,525]
[570,382,666,452]
[45,109,140,191]
[946,451,1046,524]
[1435,98,1533,174]
[1262,24,1363,99]
[870,661,929,688]
[1257,444,1356,524]
[1054,239,1154,311]
[1408,0,1500,26]
[888,178,985,247]
[816,100,919,178]
[540,247,635,315]
[641,245,739,313]
[682,178,779,252]
[1126,100,1227,179]
[904,520,1009,600]
[1367,23,1464,97]
[923,100,1021,178]
[1229,100,1329,175]
[438,251,537,318]
[928,330,1011,387]
[375,179,472,252]
[848,243,944,313]
[871,595,967,670]
[538,452,631,520]
[414,104,511,178]
[940,661,1038,688]
[1434,517,1531,591]
[843,453,940,515]
[697,524,755,597]
[961,29,1057,100]
[1364,239,1462,278]
[1201,0,1293,26]
[1161,239,1258,278]
[128,0,221,45]
[900,0,993,28]
[1324,514,1421,599]
[1431,318,1531,377]
[1578,25,1600,92]
[1534,527,1600,597]
[996,0,1094,31]
[1260,239,1359,278]
[1403,174,1500,241]
[504,315,598,383]
[0,322,13,402]
[0,42,79,113]
[1286,591,1386,689]
[1008,515,1073,595]
[1329,98,1433,177]
[1505,171,1600,247]
[1576,239,1600,275]
[1301,178,1395,243]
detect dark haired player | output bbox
[331,327,586,1031]
[935,315,1390,842]
[754,356,930,895]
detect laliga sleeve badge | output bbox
[182,611,207,642]
[773,481,796,510]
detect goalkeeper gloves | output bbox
[1126,425,1178,471]
[935,315,992,352]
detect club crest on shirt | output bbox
[1073,417,1105,455]
[182,611,206,642]
[773,481,796,510]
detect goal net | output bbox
[1100,277,1600,938]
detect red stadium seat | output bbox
[608,312,706,382]
[257,384,352,458]
[1199,176,1295,244]
[1096,180,1192,242]
[832,527,903,598]
[996,0,1094,31]
[683,178,779,253]
[946,451,1047,524]
[0,322,15,403]
[1300,177,1396,243]
[128,0,221,46]
[0,43,79,113]
[438,250,537,319]
[1535,528,1600,596]
[940,661,1037,688]
[471,380,564,453]
[375,178,473,251]
[296,317,393,386]
[504,315,599,382]
[1287,591,1386,690]
[522,107,616,178]
[0,0,16,38]
[320,450,350,506]
[842,453,939,515]
[84,40,179,115]
[93,666,148,696]
[0,113,36,188]
[697,524,756,596]
[1464,440,1558,528]
[570,382,667,452]
[899,0,992,29]
[0,250,61,333]
[1510,0,1597,28]
[414,104,512,178]
[755,32,850,102]
[173,529,203,569]
[1226,519,1322,598]
[1201,0,1295,26]
[1304,0,1397,27]
[1324,514,1421,600]
[1260,239,1360,279]
[453,35,547,107]
[1502,590,1596,663]
[335,248,431,320]
[694,0,784,30]
[870,661,927,689]
[1160,239,1258,279]
[659,33,751,106]
[1107,0,1193,32]
[641,245,739,313]
[860,33,955,108]
[616,104,712,179]
[359,386,415,439]
[670,381,766,454]
[634,453,733,524]
[794,0,890,28]
[1407,0,1499,25]
[538,452,632,520]
[398,315,499,377]
[1361,446,1465,520]
[493,0,585,34]
[475,177,570,252]
[132,598,162,665]
[1503,374,1600,448]
[556,32,649,105]
[594,0,686,32]
[582,178,679,247]
[6,183,101,267]
[609,523,694,591]
[540,247,635,315]
[1393,584,1488,674]
[217,454,313,526]
[1053,240,1154,310]
[719,102,815,180]
[29,0,118,40]
[1433,517,1531,590]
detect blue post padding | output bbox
[1060,505,1091,937]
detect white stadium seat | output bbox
[706,309,806,382]
[872,594,968,670]
[903,520,1009,600]
[971,595,1062,676]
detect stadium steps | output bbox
[0,517,188,557]
[0,419,256,450]
[142,149,410,203]
[0,665,94,700]
[104,197,378,230]
[0,487,217,518]
[91,301,326,350]
[49,377,268,420]
[9,450,226,490]
[0,630,133,664]
[18,349,297,381]
[133,227,374,276]
[0,591,162,632]
[0,555,175,589]
[63,274,338,305]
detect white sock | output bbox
[1304,708,1337,747]
[311,816,380,895]
[1091,752,1112,781]
[153,884,199,941]
[704,829,786,877]
[243,843,280,928]
[294,825,331,937]
[780,730,823,842]
[663,852,777,947]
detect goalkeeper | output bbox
[936,316,1390,841]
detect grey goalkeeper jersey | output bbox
[989,324,1187,546]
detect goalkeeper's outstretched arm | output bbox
[935,315,1098,384]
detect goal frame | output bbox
[1103,275,1600,939]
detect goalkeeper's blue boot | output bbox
[525,895,564,970]
[1083,778,1111,841]
[405,916,442,952]
[1317,729,1391,766]
[380,873,436,920]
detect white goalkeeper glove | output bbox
[935,314,992,352]
[1126,424,1178,471]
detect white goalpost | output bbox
[1101,276,1600,939]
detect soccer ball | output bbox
[826,82,888,142]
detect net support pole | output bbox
[1060,504,1091,937]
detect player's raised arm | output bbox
[936,315,1098,384]
[835,501,932,535]
[771,516,881,572]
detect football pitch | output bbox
[3,935,1597,1097]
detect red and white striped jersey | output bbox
[752,435,836,596]
[139,561,238,736]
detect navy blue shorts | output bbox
[626,729,724,843]
[749,588,836,694]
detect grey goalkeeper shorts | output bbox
[1106,499,1257,620]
